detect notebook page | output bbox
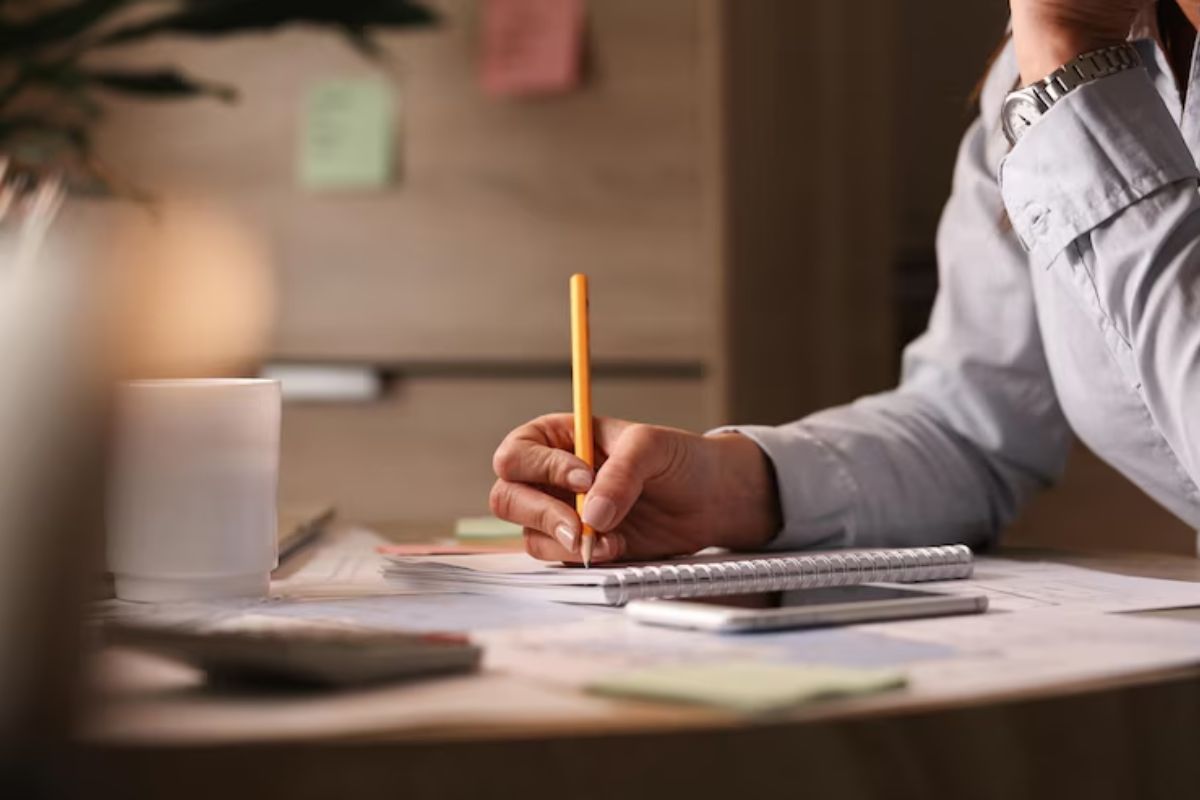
[383,546,975,603]
[385,552,621,586]
[384,548,751,587]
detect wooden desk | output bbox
[79,547,1200,800]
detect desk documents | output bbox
[89,532,1200,741]
[381,545,975,605]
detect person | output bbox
[490,0,1200,564]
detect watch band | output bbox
[1029,43,1141,107]
[1003,43,1142,145]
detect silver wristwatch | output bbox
[1001,43,1142,146]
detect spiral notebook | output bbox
[382,545,974,606]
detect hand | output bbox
[1009,0,1147,84]
[489,414,781,563]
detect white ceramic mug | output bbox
[107,379,280,602]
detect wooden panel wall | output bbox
[92,0,718,367]
[716,0,898,425]
[1008,446,1197,555]
[91,1,724,523]
[278,377,712,524]
[893,0,1010,254]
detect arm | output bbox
[490,45,1075,562]
[728,50,1072,550]
[1000,69,1200,501]
[999,4,1200,500]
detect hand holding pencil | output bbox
[488,275,783,564]
[569,273,597,566]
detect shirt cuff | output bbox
[999,67,1199,271]
[708,424,858,551]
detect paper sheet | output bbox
[299,79,393,189]
[273,527,397,597]
[476,614,956,685]
[98,527,606,635]
[251,592,597,633]
[480,602,1200,701]
[481,0,585,98]
[863,609,1200,698]
[90,537,1200,740]
[588,662,905,713]
[914,556,1200,613]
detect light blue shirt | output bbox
[730,36,1200,550]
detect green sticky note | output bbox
[300,79,393,189]
[587,662,906,714]
[455,516,524,540]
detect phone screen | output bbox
[671,585,946,609]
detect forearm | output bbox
[728,390,1057,552]
[1010,7,1127,84]
[1000,65,1200,484]
[714,104,1072,552]
[703,433,783,551]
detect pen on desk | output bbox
[569,273,596,567]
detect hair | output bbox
[969,32,1013,113]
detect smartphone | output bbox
[625,585,988,633]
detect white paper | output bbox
[273,527,399,597]
[479,602,1200,702]
[865,609,1200,698]
[913,556,1200,613]
[90,540,1200,741]
[250,592,599,632]
[476,614,957,686]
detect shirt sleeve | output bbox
[716,48,1073,551]
[999,65,1200,506]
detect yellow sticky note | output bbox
[587,662,906,714]
[455,516,523,540]
[300,79,393,190]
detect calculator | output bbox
[103,621,483,687]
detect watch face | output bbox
[1002,92,1045,144]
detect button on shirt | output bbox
[726,32,1200,551]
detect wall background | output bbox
[93,0,1196,553]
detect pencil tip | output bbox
[581,536,594,569]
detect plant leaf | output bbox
[95,0,437,47]
[340,24,386,60]
[0,114,91,156]
[82,67,239,102]
[0,0,141,54]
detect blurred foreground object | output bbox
[0,170,277,795]
[0,0,437,192]
[0,168,110,796]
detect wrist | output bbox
[705,433,782,551]
[1011,16,1125,85]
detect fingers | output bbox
[523,529,627,564]
[490,480,580,550]
[494,414,656,558]
[581,425,677,533]
[493,415,595,492]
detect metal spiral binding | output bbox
[604,544,974,605]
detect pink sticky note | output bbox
[377,543,521,556]
[481,0,585,98]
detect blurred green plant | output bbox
[0,0,437,194]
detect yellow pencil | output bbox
[569,273,595,567]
